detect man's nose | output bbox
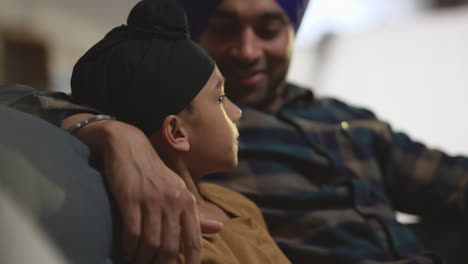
[232,27,262,63]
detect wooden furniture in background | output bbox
[0,28,49,90]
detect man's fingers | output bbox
[132,242,157,264]
[153,252,179,264]
[160,209,182,257]
[121,202,142,260]
[200,218,223,234]
[181,211,202,264]
[135,202,162,263]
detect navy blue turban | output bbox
[176,0,310,41]
[71,0,215,135]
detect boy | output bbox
[70,0,291,263]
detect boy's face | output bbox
[199,0,294,107]
[181,67,242,178]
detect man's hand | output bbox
[62,114,223,263]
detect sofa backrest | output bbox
[0,105,115,263]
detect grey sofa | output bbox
[0,98,115,263]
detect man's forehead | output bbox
[176,0,309,41]
[212,0,287,20]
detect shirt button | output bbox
[341,121,350,130]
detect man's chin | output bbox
[226,81,270,105]
[235,72,267,87]
[235,92,270,107]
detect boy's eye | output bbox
[218,95,225,103]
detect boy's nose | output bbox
[227,98,242,123]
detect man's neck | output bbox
[264,92,286,112]
[253,82,289,113]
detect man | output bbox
[2,0,468,263]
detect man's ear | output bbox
[161,115,190,152]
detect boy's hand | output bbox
[62,114,223,264]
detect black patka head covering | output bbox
[71,0,215,135]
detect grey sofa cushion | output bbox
[0,105,114,263]
[0,185,68,264]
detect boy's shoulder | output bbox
[199,183,262,219]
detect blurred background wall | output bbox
[0,0,467,156]
[290,0,468,156]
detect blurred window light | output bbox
[296,0,432,47]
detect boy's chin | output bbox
[219,158,239,172]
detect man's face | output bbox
[199,0,294,107]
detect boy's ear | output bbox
[161,115,190,152]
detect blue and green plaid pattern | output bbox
[205,84,468,263]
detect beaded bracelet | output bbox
[66,114,117,134]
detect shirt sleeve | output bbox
[0,84,100,127]
[381,126,468,219]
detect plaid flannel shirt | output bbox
[2,83,468,263]
[205,84,468,263]
[0,84,99,126]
